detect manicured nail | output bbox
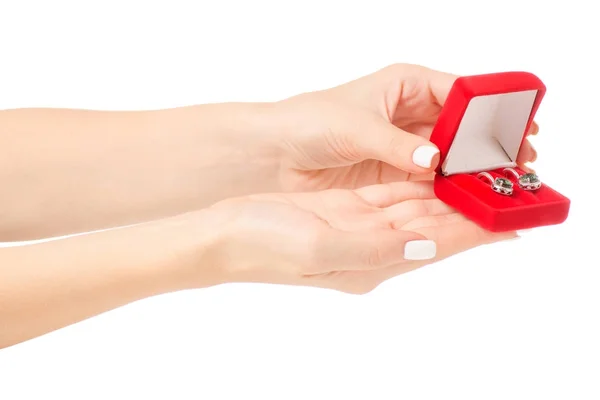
[404,240,437,260]
[412,146,439,168]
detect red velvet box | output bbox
[430,72,570,232]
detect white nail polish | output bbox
[404,240,437,260]
[412,146,439,168]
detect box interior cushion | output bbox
[441,89,538,175]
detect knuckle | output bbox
[361,246,385,269]
[387,135,406,155]
[332,137,362,162]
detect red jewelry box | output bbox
[430,72,570,232]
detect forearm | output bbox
[0,210,222,349]
[0,104,282,240]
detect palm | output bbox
[235,181,514,293]
[274,181,502,249]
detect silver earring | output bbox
[503,168,542,191]
[477,172,513,196]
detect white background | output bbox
[1,1,598,399]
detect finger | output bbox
[400,211,466,230]
[408,172,436,182]
[311,228,436,273]
[379,64,458,106]
[385,199,456,229]
[325,213,516,293]
[406,215,517,260]
[407,123,435,139]
[527,121,539,136]
[353,181,435,208]
[419,66,459,106]
[355,115,441,174]
[361,217,517,285]
[517,139,537,165]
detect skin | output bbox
[0,64,537,241]
[0,182,517,349]
[0,64,536,348]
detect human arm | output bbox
[0,64,538,241]
[0,210,223,349]
[0,181,516,349]
[0,104,281,240]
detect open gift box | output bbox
[430,72,570,232]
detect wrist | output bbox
[157,208,234,290]
[192,102,286,198]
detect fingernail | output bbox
[412,146,440,168]
[404,240,437,260]
[529,122,539,135]
[517,229,532,235]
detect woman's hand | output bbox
[0,63,539,241]
[0,180,514,348]
[271,63,539,192]
[205,181,516,294]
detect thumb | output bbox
[312,228,437,273]
[354,117,440,173]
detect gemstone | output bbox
[495,177,513,188]
[520,173,539,183]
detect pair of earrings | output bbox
[477,168,542,196]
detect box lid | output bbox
[430,72,546,176]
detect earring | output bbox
[477,172,513,196]
[503,168,542,191]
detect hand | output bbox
[271,63,539,192]
[204,181,516,294]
